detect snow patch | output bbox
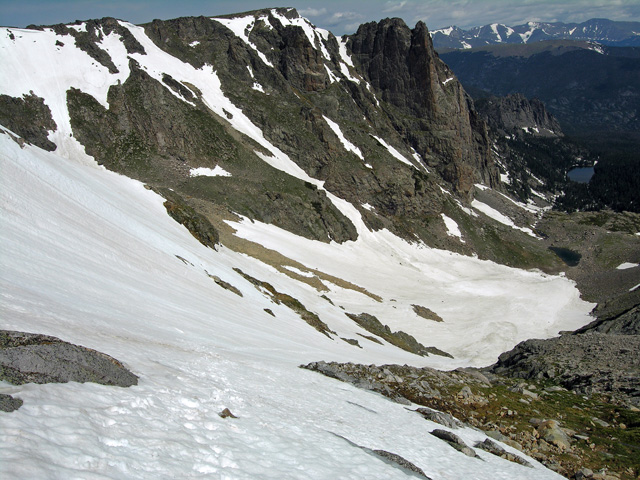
[433,26,454,36]
[471,200,538,238]
[616,262,639,270]
[370,135,415,169]
[338,36,355,67]
[212,15,274,67]
[587,42,605,54]
[189,166,232,177]
[282,265,316,277]
[337,36,360,84]
[455,199,479,217]
[323,116,363,160]
[441,214,465,242]
[324,64,339,83]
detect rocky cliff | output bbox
[348,19,498,194]
[14,9,508,250]
[474,93,562,137]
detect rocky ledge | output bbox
[302,360,640,479]
[0,330,138,412]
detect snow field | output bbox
[0,134,565,480]
[230,212,593,368]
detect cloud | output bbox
[383,1,408,13]
[298,7,327,17]
[330,11,361,21]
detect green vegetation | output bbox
[345,312,452,358]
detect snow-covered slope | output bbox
[0,10,594,479]
[0,127,572,480]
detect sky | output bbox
[1,0,640,34]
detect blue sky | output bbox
[1,0,639,33]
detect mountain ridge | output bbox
[431,18,640,50]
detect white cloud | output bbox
[298,7,327,17]
[330,11,361,21]
[383,1,408,13]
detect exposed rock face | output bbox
[0,330,138,388]
[0,93,57,151]
[56,12,503,248]
[157,187,220,249]
[440,43,640,134]
[345,312,452,357]
[430,429,479,458]
[490,332,640,406]
[575,290,640,335]
[0,393,23,413]
[67,56,357,244]
[11,11,563,263]
[475,94,563,137]
[347,19,499,194]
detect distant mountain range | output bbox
[431,18,640,50]
[439,40,640,136]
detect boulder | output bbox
[0,330,138,387]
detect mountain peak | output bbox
[213,6,300,21]
[432,17,640,49]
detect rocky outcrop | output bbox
[0,330,138,399]
[347,19,499,194]
[233,269,335,338]
[490,332,640,406]
[475,94,563,137]
[575,290,640,335]
[430,429,479,458]
[0,393,23,413]
[0,93,57,151]
[156,187,220,249]
[345,312,452,357]
[301,360,637,478]
[332,433,432,479]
